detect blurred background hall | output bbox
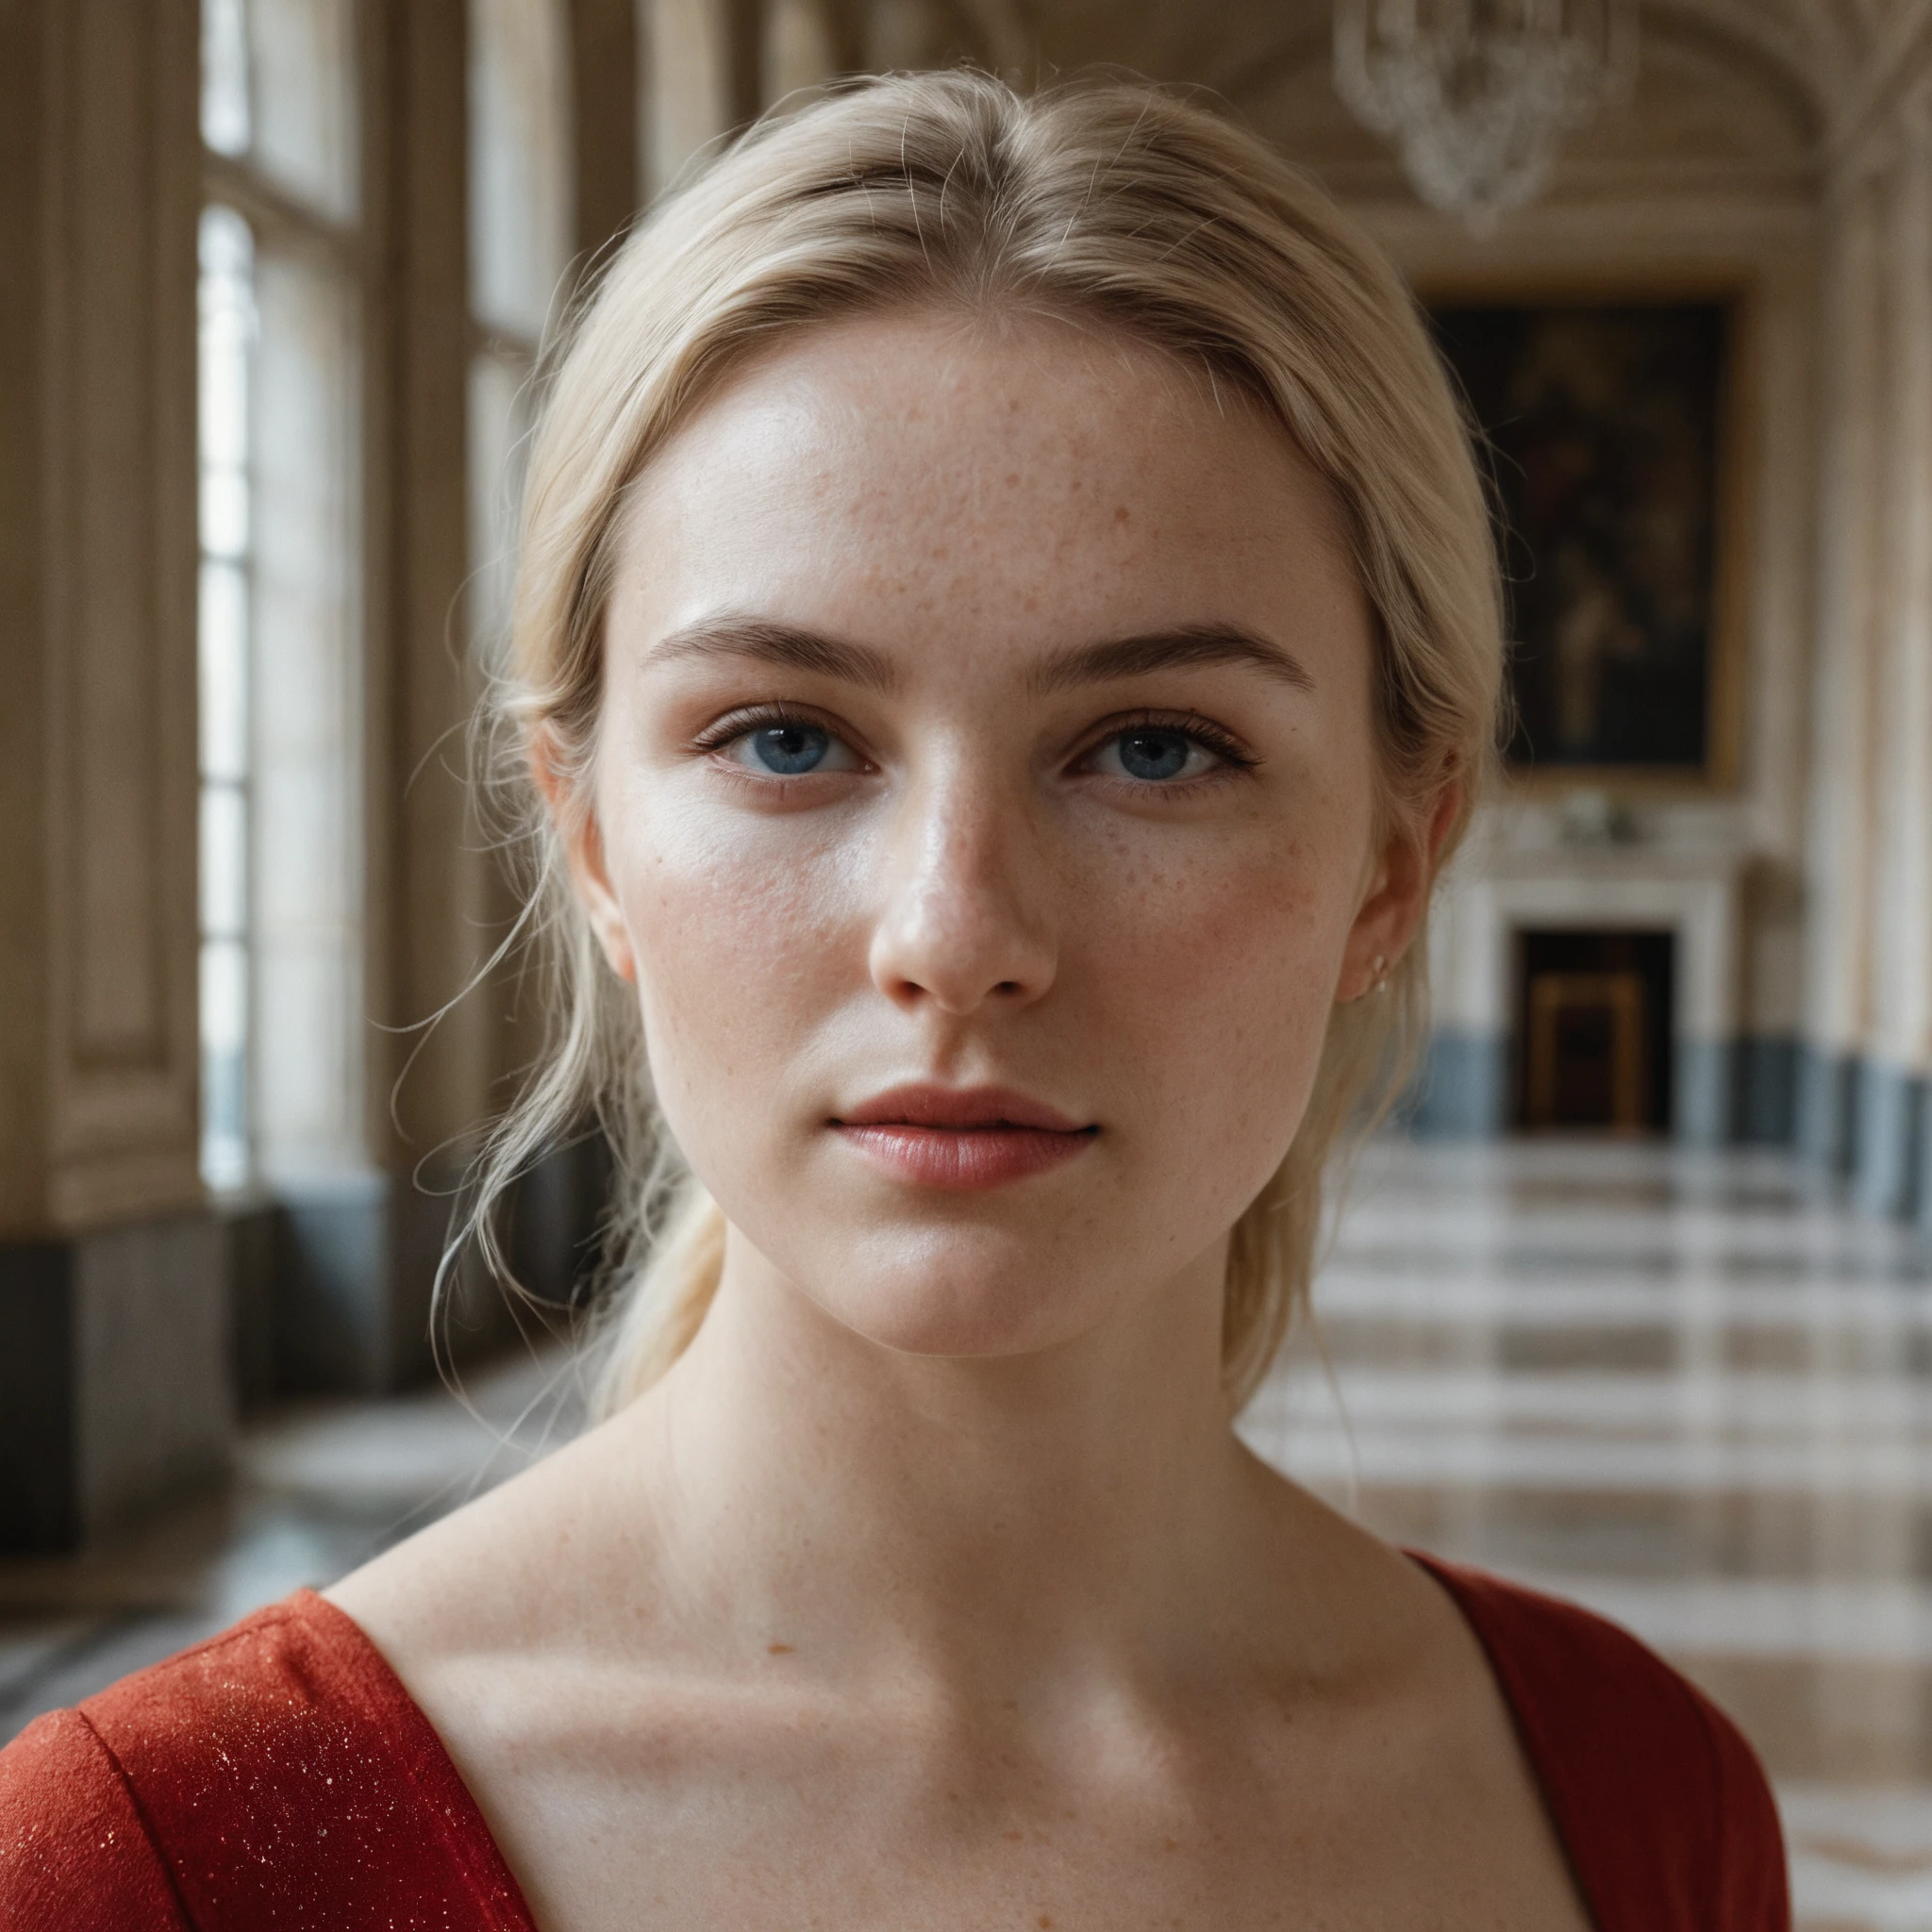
[4,0,1932,1921]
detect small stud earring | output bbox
[1371,953,1390,996]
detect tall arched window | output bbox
[197,0,365,1196]
[469,0,574,665]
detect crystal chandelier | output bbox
[1333,0,1639,233]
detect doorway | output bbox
[1514,929,1674,1134]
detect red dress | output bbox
[0,1557,1788,1930]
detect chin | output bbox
[833,1294,1096,1363]
[808,1231,1119,1363]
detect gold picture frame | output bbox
[1414,272,1755,798]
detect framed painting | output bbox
[1427,298,1745,789]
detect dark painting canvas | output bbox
[1430,303,1727,773]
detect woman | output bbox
[0,72,1784,1930]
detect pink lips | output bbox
[830,1084,1098,1191]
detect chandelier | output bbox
[1333,0,1639,233]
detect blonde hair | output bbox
[475,70,1502,1421]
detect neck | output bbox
[619,1224,1263,1691]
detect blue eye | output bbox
[1119,729,1191,781]
[748,724,828,774]
[1094,725,1217,784]
[719,717,862,777]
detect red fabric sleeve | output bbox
[0,1593,536,1932]
[0,1707,192,1931]
[5,1568,1791,1929]
[1415,1556,1790,1932]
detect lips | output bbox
[830,1084,1098,1191]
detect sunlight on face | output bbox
[576,310,1391,1360]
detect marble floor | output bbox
[3,1140,1929,1925]
[1241,1140,1932,1931]
[0,1346,590,1743]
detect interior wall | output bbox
[0,0,229,1544]
[5,0,1931,1543]
[1798,80,1932,1213]
[0,0,660,1545]
[813,0,1932,1203]
[1,0,205,1240]
[1213,6,1931,1203]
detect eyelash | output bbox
[689,703,846,758]
[689,705,1257,785]
[1079,709,1258,782]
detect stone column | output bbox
[1797,157,1889,1172]
[575,0,643,258]
[764,0,841,104]
[1856,90,1932,1219]
[642,0,739,194]
[0,0,230,1546]
[263,0,518,1395]
[294,0,507,1393]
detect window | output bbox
[469,0,574,664]
[197,0,364,1191]
[196,207,257,1190]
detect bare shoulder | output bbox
[321,1431,1593,1932]
[325,1407,654,1683]
[320,1403,700,1878]
[1240,1455,1536,1767]
[1235,1457,1594,1929]
[1235,1446,1493,1685]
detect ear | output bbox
[529,728,637,986]
[1336,774,1462,1004]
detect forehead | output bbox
[612,308,1361,667]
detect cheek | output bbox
[601,778,864,1135]
[1072,811,1360,1174]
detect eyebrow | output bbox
[649,616,899,693]
[646,613,1314,697]
[1027,624,1317,696]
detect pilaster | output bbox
[1797,157,1890,1170]
[0,0,230,1545]
[1854,91,1932,1218]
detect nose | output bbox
[867,759,1058,1017]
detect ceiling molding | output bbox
[1212,6,1825,158]
[1013,0,1932,174]
[1824,0,1932,162]
[1654,0,1856,109]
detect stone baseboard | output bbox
[1406,1030,1806,1160]
[266,1160,581,1397]
[1406,1028,1508,1138]
[0,1212,232,1552]
[1794,1046,1932,1223]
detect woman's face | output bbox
[569,310,1431,1363]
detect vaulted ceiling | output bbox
[947,0,1932,181]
